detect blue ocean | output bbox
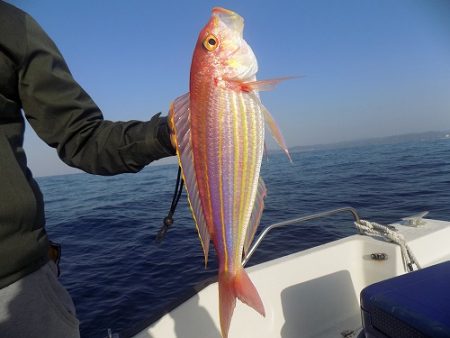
[36,137,450,338]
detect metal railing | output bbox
[242,206,361,266]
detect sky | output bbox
[8,0,450,177]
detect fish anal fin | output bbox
[243,177,267,257]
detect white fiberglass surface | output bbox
[138,236,400,338]
[136,219,450,338]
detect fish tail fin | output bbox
[218,272,236,338]
[219,269,265,338]
[235,268,265,316]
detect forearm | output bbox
[56,114,174,175]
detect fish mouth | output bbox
[212,7,244,36]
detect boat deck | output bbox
[131,218,450,338]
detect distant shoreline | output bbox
[36,130,449,178]
[283,130,450,154]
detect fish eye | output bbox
[203,33,219,51]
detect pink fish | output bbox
[169,7,291,337]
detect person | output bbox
[0,1,176,337]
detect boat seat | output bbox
[360,260,450,338]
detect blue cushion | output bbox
[360,261,450,338]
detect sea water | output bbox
[36,138,450,337]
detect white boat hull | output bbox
[132,217,450,338]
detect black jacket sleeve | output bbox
[18,14,175,175]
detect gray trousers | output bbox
[0,261,80,338]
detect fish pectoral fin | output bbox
[243,177,267,258]
[247,91,292,162]
[261,104,292,162]
[170,92,211,266]
[239,76,299,92]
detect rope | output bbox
[155,166,184,242]
[354,220,421,272]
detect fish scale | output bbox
[191,87,265,272]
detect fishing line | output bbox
[155,166,184,242]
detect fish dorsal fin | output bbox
[243,177,267,257]
[169,93,211,266]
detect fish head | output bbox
[192,7,258,83]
